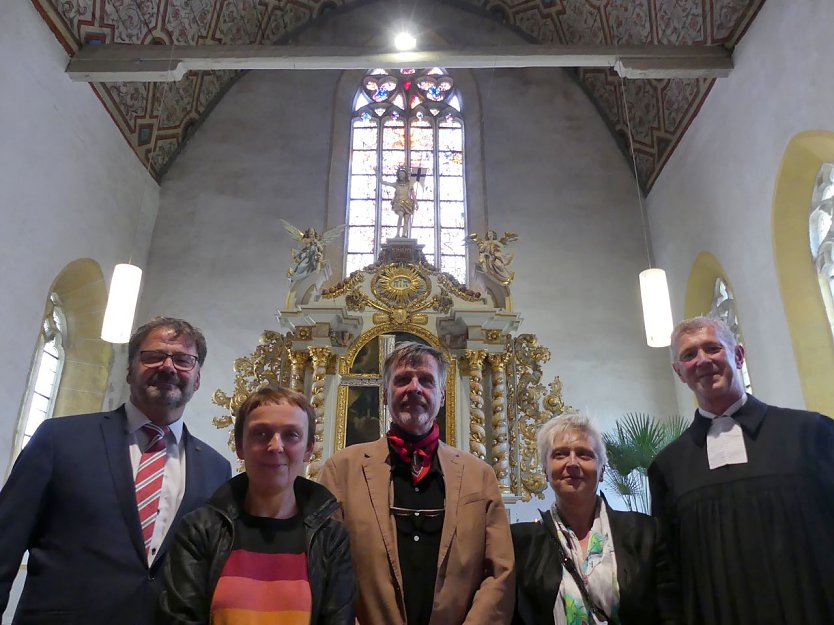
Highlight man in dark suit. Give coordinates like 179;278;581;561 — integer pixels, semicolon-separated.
0;317;231;625
649;316;834;625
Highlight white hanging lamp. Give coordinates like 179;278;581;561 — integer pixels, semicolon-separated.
100;46;178;344
620;76;673;347
101;263;143;343
639;267;673;347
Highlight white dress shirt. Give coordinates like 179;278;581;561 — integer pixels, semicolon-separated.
125;401;187;565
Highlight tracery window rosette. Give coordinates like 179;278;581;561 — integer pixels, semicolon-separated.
346;68;467;283
810;163;834;340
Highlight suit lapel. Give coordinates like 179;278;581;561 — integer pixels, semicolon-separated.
100;406;147;564
437;443;463;567
362;439;403;590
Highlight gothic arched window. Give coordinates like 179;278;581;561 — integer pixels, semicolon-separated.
345;68;467;283
709;277;752;393
810;163;834;338
15;293;66;454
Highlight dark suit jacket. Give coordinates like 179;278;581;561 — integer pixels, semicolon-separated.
0;406;231;625
511;505;681;625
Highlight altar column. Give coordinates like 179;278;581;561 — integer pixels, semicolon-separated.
288;350;309;393
464;349;487;461
488;352;512;493
307;346;330;479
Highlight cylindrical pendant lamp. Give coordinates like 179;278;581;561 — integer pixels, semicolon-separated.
101;263;143;343
639;268;673;347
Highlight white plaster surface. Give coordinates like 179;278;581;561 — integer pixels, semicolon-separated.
0;2;159;622
647;0;834;416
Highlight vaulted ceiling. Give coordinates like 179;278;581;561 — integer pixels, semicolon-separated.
33;0;765;190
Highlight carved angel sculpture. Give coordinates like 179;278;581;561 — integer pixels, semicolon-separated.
468;230;518;285
281;219;346;282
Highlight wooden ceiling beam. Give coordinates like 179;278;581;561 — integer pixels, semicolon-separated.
66;43;732;82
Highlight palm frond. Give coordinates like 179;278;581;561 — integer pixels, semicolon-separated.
602;412;688;514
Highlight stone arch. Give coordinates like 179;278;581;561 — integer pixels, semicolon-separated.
49;258;113;416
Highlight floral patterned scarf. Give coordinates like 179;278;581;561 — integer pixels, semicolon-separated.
550;497;620;625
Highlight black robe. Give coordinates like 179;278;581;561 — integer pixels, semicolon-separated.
649;395;834;625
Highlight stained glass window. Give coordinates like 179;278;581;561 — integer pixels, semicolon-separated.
810;163;834;339
708;278;752;393
15;293;66;456
346;68;467;283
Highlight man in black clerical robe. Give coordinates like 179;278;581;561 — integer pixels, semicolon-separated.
649;316;834;625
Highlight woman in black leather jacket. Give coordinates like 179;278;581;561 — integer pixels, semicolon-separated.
158;386;355;625
512;412;680;625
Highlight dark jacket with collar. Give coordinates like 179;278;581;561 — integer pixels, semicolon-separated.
511;503;681;625
157;472;355;625
0;406;231;625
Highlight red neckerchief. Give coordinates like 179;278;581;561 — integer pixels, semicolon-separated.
386;423;440;485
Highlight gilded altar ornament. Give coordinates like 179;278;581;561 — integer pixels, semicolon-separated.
321;271;365;299
281;219;345;282
288;351;309;393
468;231;518;286
511;334;572;501
489;352;512;493
371;264;429;307
434;269;482;302
306;347;331;479
464;350;487;461
212;331;292;453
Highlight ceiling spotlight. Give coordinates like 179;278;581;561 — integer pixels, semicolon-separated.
394;32;416;51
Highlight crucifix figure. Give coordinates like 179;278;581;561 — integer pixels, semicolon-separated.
380;165;420;238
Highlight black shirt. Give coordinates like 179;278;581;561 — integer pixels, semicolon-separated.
391;452;445;625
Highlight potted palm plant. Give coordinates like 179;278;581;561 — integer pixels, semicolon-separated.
602;413;688;513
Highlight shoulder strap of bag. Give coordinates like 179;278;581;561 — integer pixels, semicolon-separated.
540;509;612;624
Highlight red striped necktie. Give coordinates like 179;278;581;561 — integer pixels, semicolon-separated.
135;423;170;556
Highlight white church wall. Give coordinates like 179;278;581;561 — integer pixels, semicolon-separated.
0;3;159;621
137;0;677;521
647;0;834;416
0;2;158;478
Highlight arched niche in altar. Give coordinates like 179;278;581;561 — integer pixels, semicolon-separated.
335;326;456;450
211;238;569;502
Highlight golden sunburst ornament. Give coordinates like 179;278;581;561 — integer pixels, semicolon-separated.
371;265;429;307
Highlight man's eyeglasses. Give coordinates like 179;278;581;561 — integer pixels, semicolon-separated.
138;350;199;371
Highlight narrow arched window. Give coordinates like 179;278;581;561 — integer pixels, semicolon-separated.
15;293;66;454
345;68;467;283
709;277;752;393
810;163;834;339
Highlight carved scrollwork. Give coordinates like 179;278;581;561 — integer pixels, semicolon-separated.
511;334;571;501
321;271;365;299
211;330;292;453
434;270;482;302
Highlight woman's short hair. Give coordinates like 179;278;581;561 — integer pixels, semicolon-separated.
234;386;316;450
536;411;608;474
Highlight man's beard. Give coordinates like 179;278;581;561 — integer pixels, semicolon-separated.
138;377;193;409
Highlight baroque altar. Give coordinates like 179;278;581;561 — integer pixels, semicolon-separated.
212;237;569;501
